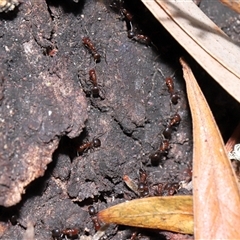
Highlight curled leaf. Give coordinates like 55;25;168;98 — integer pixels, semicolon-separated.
97;196;193;234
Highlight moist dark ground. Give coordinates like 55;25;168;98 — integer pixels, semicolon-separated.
0;0;240;239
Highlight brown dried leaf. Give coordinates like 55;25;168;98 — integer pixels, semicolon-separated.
141;0;240;103
97;196;193;234
180;57;240;238
220;0;240;13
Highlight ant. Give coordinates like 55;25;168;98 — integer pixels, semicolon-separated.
169;113;181;127
161;113;181;140
88;206;101;231
137;169;149;197
131;34;151;46
165;77;174;93
88;69;105;99
154;182;179;196
110;0;134;32
149;139;170;165
159;139;170;155
138;168;147;184
52;228;79;240
165;77;180;105
120;8;133;23
158;69;180;105
109;0;132;23
127;28;152;46
82;37;101;63
182;166;193;183
89;69;99;97
77;137;101;154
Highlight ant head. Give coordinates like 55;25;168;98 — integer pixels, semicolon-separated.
127;30;135;39
93;138;101;148
88;206;97;216
89;69;95;76
82;37;89;45
52;229;62;238
170;113;181;126
93;53;101;63
137;183;145;193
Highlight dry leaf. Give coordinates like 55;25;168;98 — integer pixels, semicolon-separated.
141;0;240;103
220;0;240;13
180;57;240;238
97;196;193;234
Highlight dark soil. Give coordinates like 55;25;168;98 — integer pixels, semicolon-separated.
0;0;240;239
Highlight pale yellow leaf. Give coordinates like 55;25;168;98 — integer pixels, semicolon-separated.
98;196;193;234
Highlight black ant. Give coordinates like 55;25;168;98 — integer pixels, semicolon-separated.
82;37;101;63
77;137;101;154
52;228;79;240
88;206;101;231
